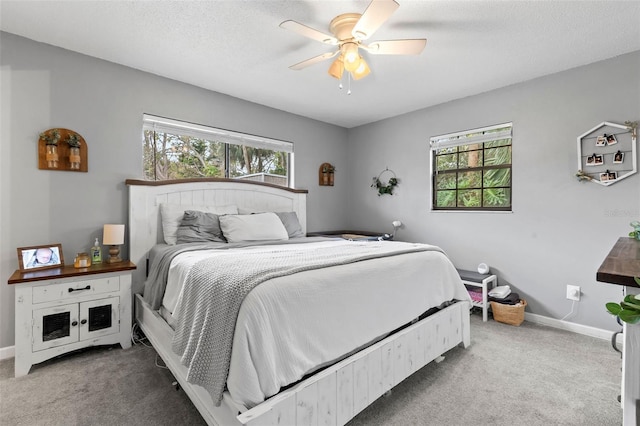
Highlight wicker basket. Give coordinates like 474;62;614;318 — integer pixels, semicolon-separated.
490;299;527;326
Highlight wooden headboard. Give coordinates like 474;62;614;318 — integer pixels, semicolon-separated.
126;178;308;293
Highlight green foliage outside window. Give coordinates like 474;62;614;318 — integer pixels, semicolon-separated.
143;130;288;186
433;128;512;211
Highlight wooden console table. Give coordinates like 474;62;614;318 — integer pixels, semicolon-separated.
597;237;640;426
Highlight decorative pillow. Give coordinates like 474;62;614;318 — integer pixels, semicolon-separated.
160;203;238;245
176;210;226;244
219;212;289;242
275;212;304;238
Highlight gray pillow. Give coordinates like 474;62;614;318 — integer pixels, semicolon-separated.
176;210;226;244
275;212;304;238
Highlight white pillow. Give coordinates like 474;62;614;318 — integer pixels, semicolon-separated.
219;212;289;243
160;203;238;245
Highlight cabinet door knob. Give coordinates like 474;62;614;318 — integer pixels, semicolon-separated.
71;321;78;327
80;319;87;325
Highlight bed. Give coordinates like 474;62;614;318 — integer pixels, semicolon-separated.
126;178;471;426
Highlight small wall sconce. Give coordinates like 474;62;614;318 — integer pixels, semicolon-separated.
103;224;125;264
38;128;88;172
319;162;335;186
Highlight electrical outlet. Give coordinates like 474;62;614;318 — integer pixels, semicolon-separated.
566;285;581;301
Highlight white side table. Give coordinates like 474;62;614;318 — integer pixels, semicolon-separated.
456;269;497;322
9;261;136;377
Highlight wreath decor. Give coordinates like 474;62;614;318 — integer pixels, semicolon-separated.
371;169;399;196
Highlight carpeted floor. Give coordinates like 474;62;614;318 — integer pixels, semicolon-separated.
0;313;622;425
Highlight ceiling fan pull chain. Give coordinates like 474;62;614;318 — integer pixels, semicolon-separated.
347;72;352;95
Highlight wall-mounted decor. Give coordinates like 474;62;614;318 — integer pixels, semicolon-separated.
319;163;335;186
576;121;637;186
38;128;88;172
371;168;399;196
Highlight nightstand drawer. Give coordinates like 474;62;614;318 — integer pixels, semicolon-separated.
32;277;120;304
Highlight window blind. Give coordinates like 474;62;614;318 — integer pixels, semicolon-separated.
142;114;293;153
430;122;512;150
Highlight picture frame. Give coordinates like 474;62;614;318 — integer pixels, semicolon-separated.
585;154;604;166
595;135;607;147
613;151;624;164
17;243;64;272
600;171;618;182
606;134;618;146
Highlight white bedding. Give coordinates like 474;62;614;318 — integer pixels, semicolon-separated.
161;240;470;409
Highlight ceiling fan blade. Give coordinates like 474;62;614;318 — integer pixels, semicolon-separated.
352;0;400;40
363;39;427;55
289;51;339;70
280;20;338;45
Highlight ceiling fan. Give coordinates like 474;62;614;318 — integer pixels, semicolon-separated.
280;0;426;83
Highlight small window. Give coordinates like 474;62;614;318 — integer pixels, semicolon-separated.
431;123;512;211
142;114;293;187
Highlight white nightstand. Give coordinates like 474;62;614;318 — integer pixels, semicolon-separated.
8;261;136;377
457;269;497;322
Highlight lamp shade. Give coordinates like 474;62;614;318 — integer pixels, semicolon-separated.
103;224;125;245
342;43;360;72
351;57;371;80
328;56;344;79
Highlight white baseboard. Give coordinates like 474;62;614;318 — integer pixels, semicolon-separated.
524;312;623;347
0;345;15;361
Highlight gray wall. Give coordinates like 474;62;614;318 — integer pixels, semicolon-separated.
345;50;640;331
1;30;638;349
0;32;348;348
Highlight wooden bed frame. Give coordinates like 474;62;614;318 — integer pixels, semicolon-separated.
126;178;471;426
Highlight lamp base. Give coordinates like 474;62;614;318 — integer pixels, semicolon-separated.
106;245;122;264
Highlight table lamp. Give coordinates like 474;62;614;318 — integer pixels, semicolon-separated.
103;224;125;264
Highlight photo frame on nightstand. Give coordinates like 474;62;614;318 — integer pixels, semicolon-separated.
17;243;64;272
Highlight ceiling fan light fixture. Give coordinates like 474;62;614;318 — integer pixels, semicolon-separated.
328;57;344;79
342;42;360;71
351;58;371;80
281;0;426;85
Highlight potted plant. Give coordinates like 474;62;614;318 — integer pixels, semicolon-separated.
40;129;60;168
606;277;640;324
629;221;640;241
66;133;82;170
371;175;399;196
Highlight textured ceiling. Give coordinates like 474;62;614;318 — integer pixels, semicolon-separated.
1;1;639;128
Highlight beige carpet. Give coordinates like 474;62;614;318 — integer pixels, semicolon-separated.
0;313;622;425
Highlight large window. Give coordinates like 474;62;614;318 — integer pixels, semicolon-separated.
431;123;512;211
142;114;293;187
